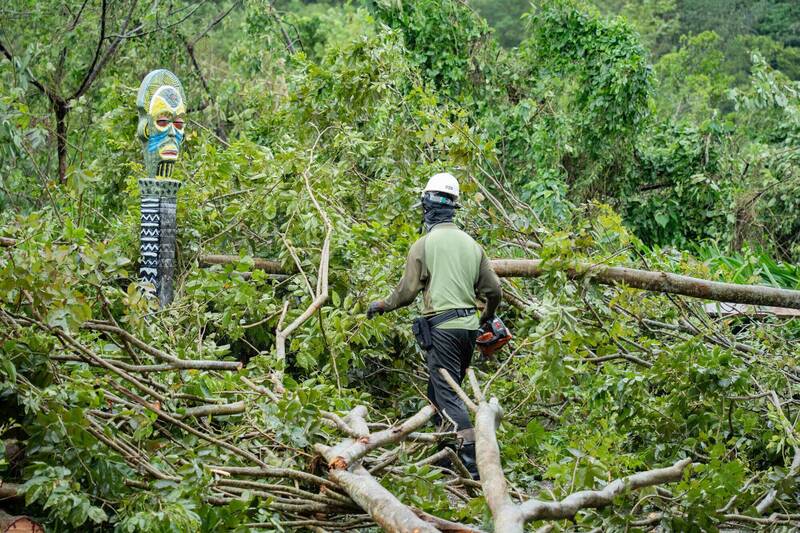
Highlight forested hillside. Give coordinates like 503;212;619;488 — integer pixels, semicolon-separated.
1;1;799;531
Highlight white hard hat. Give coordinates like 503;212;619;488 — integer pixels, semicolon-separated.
423;172;459;198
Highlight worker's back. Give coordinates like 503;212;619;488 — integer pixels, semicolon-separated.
422;223;483;328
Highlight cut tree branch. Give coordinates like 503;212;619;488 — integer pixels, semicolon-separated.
518;459;692;522
83;321;242;370
208;465;339;490
177;401;246;419
443;369;693;532
315;405;441;533
755;390;800;514
327;464;438;533
274;130;332;383
0;511;44;533
317;405;435;470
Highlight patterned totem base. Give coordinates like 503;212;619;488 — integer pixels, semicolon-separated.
139;178;182;307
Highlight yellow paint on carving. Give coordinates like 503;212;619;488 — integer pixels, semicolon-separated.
149;95;173;121
148;86;187;121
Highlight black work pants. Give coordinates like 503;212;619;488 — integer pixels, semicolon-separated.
426;327;478;432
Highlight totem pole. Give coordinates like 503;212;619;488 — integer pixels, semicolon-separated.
136;69;186;306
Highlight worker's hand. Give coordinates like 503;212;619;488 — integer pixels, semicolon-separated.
366;301;386;319
479;314;494;330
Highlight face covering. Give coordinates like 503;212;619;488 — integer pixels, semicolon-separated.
421;193;457;232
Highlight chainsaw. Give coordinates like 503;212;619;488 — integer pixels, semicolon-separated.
476;316;512;357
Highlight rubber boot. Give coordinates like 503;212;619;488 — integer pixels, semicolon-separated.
459;442;480;480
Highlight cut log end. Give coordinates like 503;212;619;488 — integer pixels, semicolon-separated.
0;511;44;533
329;456;348;470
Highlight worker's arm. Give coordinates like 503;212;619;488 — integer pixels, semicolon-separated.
382;238;427;313
476;250;502;324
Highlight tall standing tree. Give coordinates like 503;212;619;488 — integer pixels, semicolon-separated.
0;0;241;183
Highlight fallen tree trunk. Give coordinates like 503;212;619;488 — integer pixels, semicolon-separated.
490;259;800;310
199;254;289;275
0;511;44;533
202;252;800;310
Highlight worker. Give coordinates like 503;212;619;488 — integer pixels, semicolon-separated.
366;172;502;479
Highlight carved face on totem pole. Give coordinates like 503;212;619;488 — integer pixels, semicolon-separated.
136;70;187;179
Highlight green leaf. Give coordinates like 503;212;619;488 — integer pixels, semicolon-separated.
1;358;16;384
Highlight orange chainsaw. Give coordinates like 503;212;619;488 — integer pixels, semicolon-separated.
476;316;512;357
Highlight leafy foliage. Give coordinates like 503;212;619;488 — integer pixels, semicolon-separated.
1;0;800;531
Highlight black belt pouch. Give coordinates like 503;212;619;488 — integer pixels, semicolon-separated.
412;316;433;351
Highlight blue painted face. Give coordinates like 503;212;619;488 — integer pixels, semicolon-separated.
147;127;184;154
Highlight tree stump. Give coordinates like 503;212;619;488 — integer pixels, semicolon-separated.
0;511;43;533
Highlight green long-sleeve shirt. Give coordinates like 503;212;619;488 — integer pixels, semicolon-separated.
383;223;502;329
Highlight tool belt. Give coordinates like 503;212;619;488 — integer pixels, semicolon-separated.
412;308;475;351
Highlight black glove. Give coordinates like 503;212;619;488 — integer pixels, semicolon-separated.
366;301;386;319
479;314;494;330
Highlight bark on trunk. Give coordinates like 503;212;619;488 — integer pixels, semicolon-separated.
518;459;691;522
491;259;800;310
199;254;289;275
412;509;486;533
0;479;21;499
177;401;245;419
54;101;68;183
317;405;440;532
474;398;524;533
328;465;437;533
0;510;44;533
